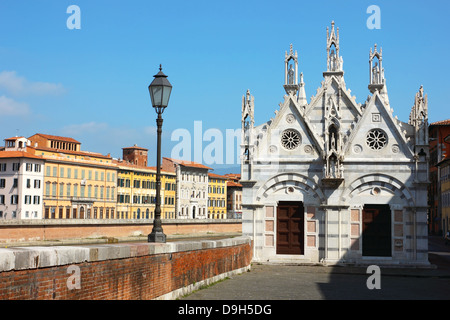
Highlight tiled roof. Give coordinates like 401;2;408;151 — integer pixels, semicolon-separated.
32;145;111;159
4;136;26;141
430;119;450;126
0;150;43;160
208;172;228;179
113;160;174;175
227;181;242;187
122;145;148;151
163;157;212;170
32;133;81;144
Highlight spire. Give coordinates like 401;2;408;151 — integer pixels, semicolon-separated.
298;72;307;106
368;44;385;93
284;44;300;95
325;21;344;75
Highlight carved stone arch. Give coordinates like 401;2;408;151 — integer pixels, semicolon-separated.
341;173;415;207
255;173;325;204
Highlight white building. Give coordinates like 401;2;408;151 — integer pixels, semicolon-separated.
162;157;210;219
241;22;429;266
0;137;45;219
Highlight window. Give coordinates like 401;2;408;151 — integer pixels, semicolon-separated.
13;179;18;188
52;166;57;177
26;163;33;171
281;129;301;150
0;195;4;204
27;179;31;188
0;163;6;172
10;195;18;204
24;195;32;204
366;129;388;150
67;168;72;178
0;179;5;188
33;196;40;205
34;179;41;189
12;163;20;171
34;164;41;172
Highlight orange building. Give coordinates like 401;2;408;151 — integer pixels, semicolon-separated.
225;174;242;219
429;120;450;234
28;134;117;219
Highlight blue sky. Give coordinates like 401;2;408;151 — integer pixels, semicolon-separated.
0;0;448;172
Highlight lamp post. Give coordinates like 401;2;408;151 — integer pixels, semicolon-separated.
148;65;172;243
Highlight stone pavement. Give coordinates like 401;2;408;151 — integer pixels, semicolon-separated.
181;237;450;300
180;262;450;300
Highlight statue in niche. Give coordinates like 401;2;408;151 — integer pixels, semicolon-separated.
330;133;336;150
329;49;336;71
329;156;336;178
372;62;380;84
288;64;295;84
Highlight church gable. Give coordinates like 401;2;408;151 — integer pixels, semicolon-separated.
344;93;413;160
254;95;321;160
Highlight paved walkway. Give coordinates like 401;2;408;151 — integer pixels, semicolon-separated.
180;262;450;300
182;236;450;300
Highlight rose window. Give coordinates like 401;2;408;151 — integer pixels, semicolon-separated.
281;129;301;150
366;129;388;150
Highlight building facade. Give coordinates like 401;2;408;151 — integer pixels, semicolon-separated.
0;137;44;219
225;173;242;219
208;173;227;219
28;134;117;219
438;157;450;236
241;22;429;266
115;145;176;220
162;158;210;219
428;120;450;234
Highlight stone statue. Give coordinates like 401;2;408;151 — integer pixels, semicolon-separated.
288;64;295;84
372;62;379;84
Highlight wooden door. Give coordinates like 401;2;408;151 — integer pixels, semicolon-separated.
277;202;304;255
362;205;391;257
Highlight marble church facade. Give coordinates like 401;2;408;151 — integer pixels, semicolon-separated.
240;22;430;266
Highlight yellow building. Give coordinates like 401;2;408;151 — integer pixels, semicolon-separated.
208;173;227;219
28;133;117;219
115;145;176;220
438;157;450;236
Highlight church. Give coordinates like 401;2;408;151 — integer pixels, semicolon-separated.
240;22;430;266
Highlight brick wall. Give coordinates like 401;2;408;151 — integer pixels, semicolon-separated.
0;237;252;300
0;219;242;243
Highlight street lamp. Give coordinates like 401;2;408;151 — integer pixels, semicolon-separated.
148;65;172;243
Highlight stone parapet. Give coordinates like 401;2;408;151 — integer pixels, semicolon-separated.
0;236;251;272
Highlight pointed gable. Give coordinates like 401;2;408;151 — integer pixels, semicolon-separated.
344;92;414;159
